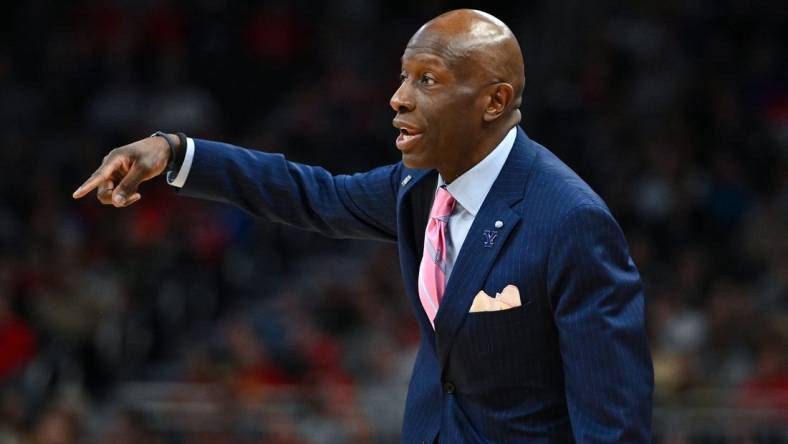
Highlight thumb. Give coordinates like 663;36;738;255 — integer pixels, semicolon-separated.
112;163;147;206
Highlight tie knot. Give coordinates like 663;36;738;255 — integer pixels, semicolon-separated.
430;187;455;220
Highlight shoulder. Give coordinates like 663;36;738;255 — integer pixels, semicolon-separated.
341;161;405;190
523;142;632;260
520;138;612;222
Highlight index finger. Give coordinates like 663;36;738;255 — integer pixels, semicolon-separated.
72;157;120;199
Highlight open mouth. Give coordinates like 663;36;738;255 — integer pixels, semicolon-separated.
400;127;422;140
396;127;424;151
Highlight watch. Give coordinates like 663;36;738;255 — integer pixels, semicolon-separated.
150;131;188;172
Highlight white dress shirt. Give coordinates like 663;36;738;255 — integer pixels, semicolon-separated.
168;126;518;282
431;126;517;281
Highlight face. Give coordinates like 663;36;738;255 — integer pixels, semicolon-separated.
390;37;488;171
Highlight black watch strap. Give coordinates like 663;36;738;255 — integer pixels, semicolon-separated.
173;132;187;172
151;131;188;173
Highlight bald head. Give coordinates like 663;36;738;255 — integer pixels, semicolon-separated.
408;9;525;110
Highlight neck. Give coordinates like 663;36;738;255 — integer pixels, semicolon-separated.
439;123;514;183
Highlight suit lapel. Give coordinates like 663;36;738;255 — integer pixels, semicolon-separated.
433;127;538;371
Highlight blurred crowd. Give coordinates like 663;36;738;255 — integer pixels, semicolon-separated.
0;0;786;442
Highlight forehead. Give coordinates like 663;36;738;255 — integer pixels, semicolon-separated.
401;36;467;72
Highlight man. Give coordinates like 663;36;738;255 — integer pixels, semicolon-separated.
74;9;653;443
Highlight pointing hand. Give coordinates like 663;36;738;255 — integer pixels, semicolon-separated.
72;134;177;207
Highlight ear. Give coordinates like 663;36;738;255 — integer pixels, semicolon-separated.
483;83;515;122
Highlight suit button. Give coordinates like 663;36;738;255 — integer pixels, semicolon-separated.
443;381;455;394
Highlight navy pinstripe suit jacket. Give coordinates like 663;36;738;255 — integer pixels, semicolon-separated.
180;126;653;443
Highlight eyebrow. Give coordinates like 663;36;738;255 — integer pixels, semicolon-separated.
400;51;451;70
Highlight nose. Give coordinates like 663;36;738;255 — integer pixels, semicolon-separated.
390;82;414;113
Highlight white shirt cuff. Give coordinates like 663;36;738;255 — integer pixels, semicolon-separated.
166;137;195;188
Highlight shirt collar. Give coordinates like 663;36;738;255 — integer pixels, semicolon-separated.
438;126;517;217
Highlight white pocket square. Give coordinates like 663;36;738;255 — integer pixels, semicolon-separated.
469;285;522;313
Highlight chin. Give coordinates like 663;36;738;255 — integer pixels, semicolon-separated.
401;153;431;170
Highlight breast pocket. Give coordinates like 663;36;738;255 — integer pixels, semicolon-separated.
467;301;530;328
453;300;535;388
465;301;532;351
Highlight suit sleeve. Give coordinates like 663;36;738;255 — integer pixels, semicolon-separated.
178;138;400;242
547;204;653;443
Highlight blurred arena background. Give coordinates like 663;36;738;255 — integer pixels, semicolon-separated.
1;0;786;442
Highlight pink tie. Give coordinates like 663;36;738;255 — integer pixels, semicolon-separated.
418;186;456;329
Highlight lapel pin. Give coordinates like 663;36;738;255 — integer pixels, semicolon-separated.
494;220;503;229
483;229;498;248
401;175;412;186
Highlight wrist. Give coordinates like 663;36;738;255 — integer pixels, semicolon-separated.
170;133;187;171
151;131;187;172
165;133;181;150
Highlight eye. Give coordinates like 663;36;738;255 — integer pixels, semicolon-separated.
399;72;407;84
421;73;436;85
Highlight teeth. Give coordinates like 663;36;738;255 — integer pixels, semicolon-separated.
398;128;421;143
